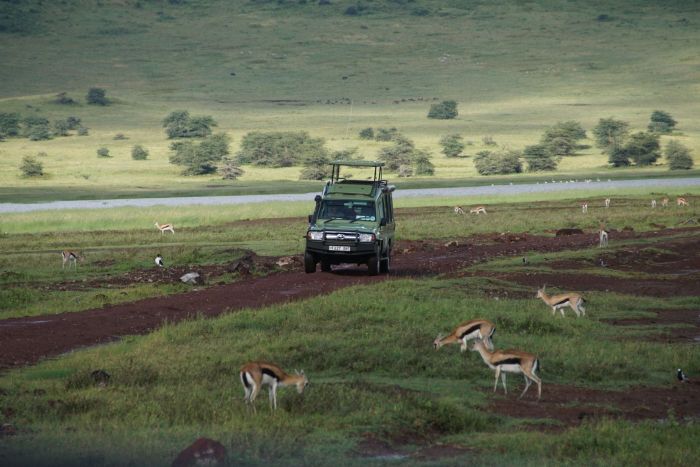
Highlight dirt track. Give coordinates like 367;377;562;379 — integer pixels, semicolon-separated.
1;227;699;428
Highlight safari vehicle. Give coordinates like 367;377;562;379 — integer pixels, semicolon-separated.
304;160;395;275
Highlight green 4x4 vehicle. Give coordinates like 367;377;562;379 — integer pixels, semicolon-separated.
304;160;396;275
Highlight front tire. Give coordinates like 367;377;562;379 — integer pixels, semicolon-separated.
380;249;391;274
367;254;380;276
304;252;316;274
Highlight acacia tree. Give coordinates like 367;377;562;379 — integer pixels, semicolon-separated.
624;132;660;166
169;133;230;175
162;110;217;139
473;149;522;175
86;87;109;106
427;100;458;119
592;118;629;152
541;121;586;156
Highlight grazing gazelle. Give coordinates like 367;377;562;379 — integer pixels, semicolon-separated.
154;222;175;234
581;202;588;213
536;285;586;317
470;206;487;214
239;362;308;411
661;197;669;208
677;197;690;207
61;250;80;270
651;199;657;209
434;319;496;352
598;223;609;248
155;254;164;268
470;339;542;400
604;198;610;208
454;206;465;215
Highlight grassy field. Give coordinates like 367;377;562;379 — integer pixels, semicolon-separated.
1;0;699;197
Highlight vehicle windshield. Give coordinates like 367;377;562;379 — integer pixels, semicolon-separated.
318;200;376;221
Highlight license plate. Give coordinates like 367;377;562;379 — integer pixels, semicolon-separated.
328;245;351;252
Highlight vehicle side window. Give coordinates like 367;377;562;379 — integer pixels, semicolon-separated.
385;194;394;223
376;197;385;222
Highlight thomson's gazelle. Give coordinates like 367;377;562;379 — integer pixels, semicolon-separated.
651;199;657;209
454;206;465;215
604;198;610;208
434;319;496;352
154;222;175;234
581;202;588;213
239;362;308;411
470;339;542;400
61;250;80;269
661;197;669;208
677;197;689;207
470;206;487;214
536;286;586;317
598;223;609;248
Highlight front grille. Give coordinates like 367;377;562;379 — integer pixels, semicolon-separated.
325;231;359;243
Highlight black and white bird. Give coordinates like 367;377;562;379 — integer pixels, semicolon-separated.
677;368;689;383
155;254;164;268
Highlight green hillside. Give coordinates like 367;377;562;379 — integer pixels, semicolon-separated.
0;0;698;196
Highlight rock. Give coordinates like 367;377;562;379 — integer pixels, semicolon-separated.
555;228;584;236
180;272;201;285
172;437;226;467
276;256;301;268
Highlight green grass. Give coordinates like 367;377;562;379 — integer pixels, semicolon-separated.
0;278;698;465
1;0;699;197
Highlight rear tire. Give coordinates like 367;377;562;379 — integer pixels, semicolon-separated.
321;261;332;272
367;254;380;276
304;252;316;274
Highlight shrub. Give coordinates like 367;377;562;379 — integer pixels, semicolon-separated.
299;148;331;180
413;149;435;175
237;131;327;167
27;125;52;141
439;134;465;157
359;127;374;140
162;110;217;139
97;147;111;158
169;133;230;175
397;165;413;177
113;133;128;140
427;100;458;119
77;126;89;136
54;92;77;105
624;132;660;166
131;145;149;160
53;119;70;137
540;121;586;156
482;135;496;146
474;149;522;175
377;138;415;171
0;112;21;138
375;127;399;142
648;110;676;134
608;146;630;167
592;117;629;152
19;155;43;177
523;144;558;172
665;140;693;170
66;116;82;130
86;87;109;106
219;157;245;180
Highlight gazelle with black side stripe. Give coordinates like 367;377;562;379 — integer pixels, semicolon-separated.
470;338;542;400
240;362;308;411
536;285;586;317
433;319;496;352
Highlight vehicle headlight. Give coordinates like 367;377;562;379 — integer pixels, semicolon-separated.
358;233;375;243
307;231;324;241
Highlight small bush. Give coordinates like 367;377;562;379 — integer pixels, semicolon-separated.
648;110;676;134
86;87;109;106
66;116;82;130
19;155;43;177
474;149;522;175
427;100;458;119
439;134;465;157
397;165;413;177
375;127;399;142
27;125;52;141
219;157;245;180
131;145;149;160
97;147;111;158
54;92;77;105
665;140;693;170
0;112;21;138
53;119;70;136
77;126;89;136
113;133;128;140
359;127;374;140
523;144;558;171
413;150;435;175
482;135;496;146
